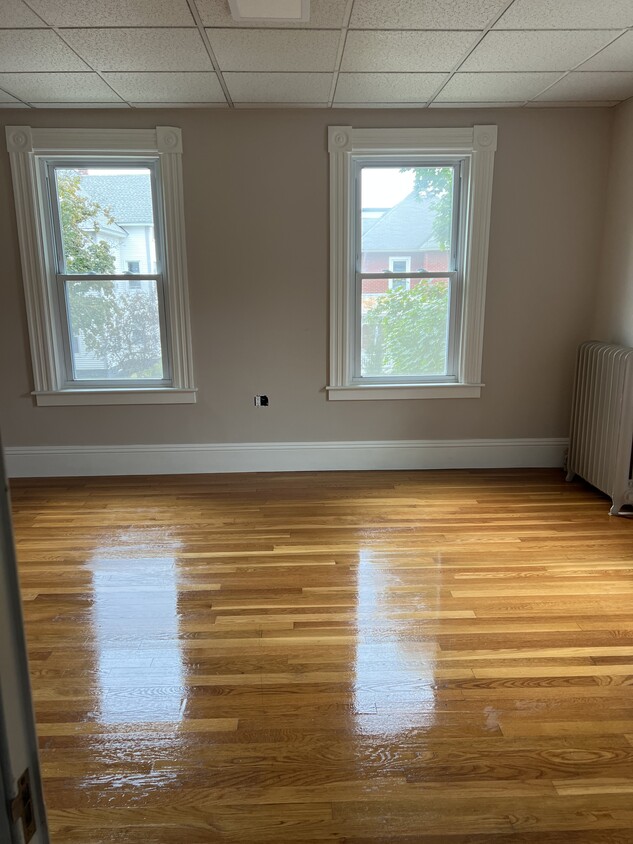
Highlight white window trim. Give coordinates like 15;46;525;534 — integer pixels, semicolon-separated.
5;125;196;406
327;124;497;401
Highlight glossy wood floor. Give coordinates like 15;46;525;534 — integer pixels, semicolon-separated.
9;469;633;843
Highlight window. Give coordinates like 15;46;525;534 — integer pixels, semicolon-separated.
328;125;497;400
388;258;411;292
5;126;195;406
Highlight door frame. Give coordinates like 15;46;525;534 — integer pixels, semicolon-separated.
0;436;49;843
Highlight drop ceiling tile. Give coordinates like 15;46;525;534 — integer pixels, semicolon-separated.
579;31;633;71
225;71;331;102
350;0;508;30
31;101;131;108
207;29;340;72
461;30;616;72
0;0;45;27
435;71;561;102
61;28;211;72
430;100;523;107
526;99;619;107
341;30;479;73
0;71;123;102
0;30;89;71
26;0;194;26
535;71;633;101
495;0;633;30
104;71;226;102
335;72;447;103
130;101;228;107
197;0;348;27
0;88;21;103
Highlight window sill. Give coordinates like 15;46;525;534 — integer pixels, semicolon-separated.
326;384;482;401
33;388;197;407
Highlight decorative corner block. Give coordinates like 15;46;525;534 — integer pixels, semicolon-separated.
473;125;498;152
156;126;183;154
328;126;353;153
6;126;33;154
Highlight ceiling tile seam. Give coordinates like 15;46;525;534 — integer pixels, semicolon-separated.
20;0;130;106
0;70;219;75
3;69;628;76
2;25;632;32
345;28;633;32
188;0;233;107
55;26;202;31
572;27;632;70
205;25;342;32
425;0;519;107
0;0;44;105
0;84;33;108
524;28;630;104
328;0;356;108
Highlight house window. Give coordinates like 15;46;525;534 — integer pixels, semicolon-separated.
328;124;497;401
388;257;411;292
5;126;195;406
127;262;142;292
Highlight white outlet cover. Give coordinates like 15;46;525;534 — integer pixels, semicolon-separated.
228;0;310;22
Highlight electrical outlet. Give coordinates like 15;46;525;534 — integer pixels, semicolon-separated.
254;395;269;407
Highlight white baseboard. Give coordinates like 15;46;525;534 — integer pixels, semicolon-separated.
4;438;568;478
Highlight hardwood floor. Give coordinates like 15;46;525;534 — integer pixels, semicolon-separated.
9;468;633;843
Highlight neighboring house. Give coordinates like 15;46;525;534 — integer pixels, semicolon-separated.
361;191;450;310
79;171;157;277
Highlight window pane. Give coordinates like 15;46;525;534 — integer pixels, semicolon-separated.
65;280;164;381
360;278;449;378
361;166;454;273
54;167;156;275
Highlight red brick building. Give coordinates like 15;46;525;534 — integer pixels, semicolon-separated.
361;191;450;308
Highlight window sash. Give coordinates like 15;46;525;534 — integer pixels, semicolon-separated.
55;275;172;388
351;157;466;385
44;157;162;276
41;156;173;388
354;273;460;384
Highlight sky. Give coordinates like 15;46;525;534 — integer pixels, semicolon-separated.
361;167;415;210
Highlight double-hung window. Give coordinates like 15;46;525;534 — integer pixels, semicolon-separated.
328;125;497;400
6;126;195;406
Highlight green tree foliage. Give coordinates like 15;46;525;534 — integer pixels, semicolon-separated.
57;171;116;274
362;281;449;377
57;171;162;379
406;166;454;251
68;283;163;379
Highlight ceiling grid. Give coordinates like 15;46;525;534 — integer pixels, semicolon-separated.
0;0;631;108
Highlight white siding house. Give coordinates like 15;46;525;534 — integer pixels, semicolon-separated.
79;171;156;275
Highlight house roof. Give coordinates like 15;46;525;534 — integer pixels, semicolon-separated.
79;173;154;226
362;192;446;252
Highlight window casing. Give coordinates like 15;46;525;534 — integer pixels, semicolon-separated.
6;126;195;406
328;125;497;401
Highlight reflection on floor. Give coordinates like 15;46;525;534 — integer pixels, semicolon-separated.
10;469;633;843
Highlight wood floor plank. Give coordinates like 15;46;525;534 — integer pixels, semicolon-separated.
10;468;633;842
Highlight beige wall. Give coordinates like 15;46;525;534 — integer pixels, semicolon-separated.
593;98;633;347
0;106;612;447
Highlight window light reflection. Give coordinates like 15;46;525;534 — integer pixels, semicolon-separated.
90;557;185;724
354;549;437;734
